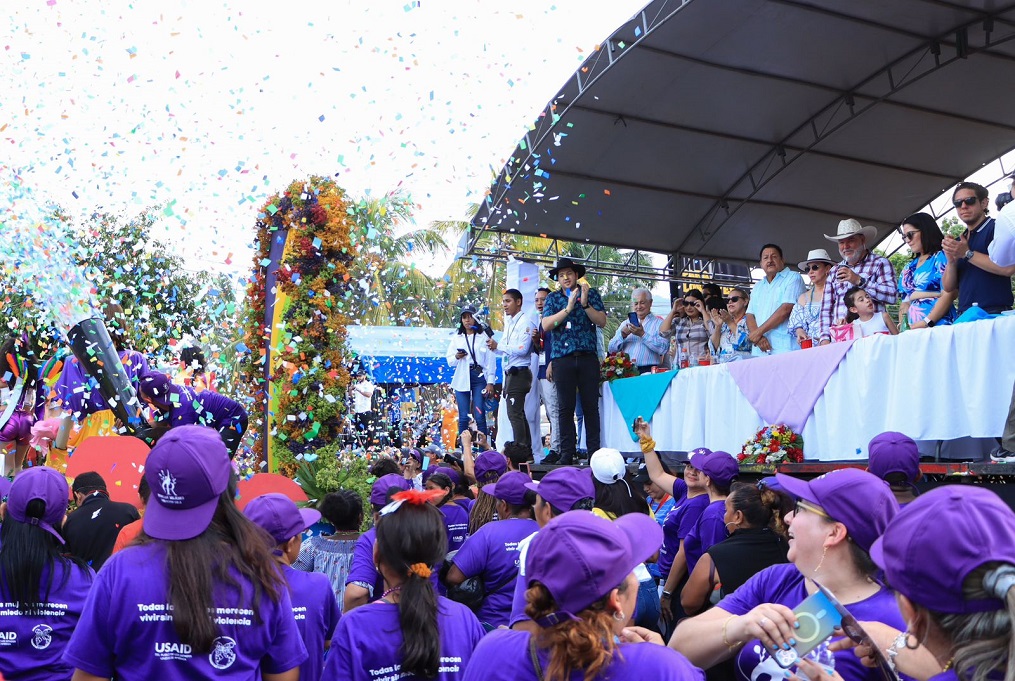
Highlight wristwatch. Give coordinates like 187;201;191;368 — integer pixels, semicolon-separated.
927;318;937;328
963;249;975;261
582;302;591;309
857;276;867;288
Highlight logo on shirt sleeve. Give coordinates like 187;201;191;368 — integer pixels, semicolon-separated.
209;636;237;670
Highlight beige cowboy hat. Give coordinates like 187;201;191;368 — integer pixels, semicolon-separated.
823;218;877;244
797;248;837;272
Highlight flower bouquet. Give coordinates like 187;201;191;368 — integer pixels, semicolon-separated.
738;424;804;466
600;352;639;382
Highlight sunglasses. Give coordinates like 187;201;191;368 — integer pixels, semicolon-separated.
952;196;980;208
794;498;832;521
805;264;826;272
728;296;744;303
902;231;919;242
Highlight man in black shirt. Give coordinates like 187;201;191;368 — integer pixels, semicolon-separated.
61;471;141;570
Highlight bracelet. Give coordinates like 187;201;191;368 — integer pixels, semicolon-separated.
722;614;742;652
661;590;673;599
639;438;657;454
885;632;910;674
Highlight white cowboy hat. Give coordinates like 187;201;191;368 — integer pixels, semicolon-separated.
823;218;877;244
797;248;837;272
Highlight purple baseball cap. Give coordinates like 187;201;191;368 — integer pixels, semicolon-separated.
690;449;740;488
482;471;533;505
6;466;69;544
0;476;12;501
421;464;439;486
871;486;1015;614
474;450;507;484
867;432;920;483
370;474;411;507
244;493;321;545
433;466;461;486
776;468;898;552
138;371;175;410
524;467;594;512
526;511;662;623
143;425;231;541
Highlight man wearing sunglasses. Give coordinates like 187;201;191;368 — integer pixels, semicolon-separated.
942;181;1015;315
817;219;897;345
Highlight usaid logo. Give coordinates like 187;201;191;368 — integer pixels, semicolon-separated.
157;469;184;505
209;636;237;670
0;631;16;646
31;625;53;650
154;641;192;661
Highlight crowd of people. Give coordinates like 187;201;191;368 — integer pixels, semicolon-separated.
3;421;1015;681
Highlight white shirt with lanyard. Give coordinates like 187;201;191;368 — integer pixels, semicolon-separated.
497;312;536;372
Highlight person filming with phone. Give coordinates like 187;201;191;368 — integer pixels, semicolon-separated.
608;288;668;374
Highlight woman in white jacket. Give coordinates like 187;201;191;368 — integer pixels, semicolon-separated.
447;305;498;439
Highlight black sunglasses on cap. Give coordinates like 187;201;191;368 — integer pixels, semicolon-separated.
952;196;980;208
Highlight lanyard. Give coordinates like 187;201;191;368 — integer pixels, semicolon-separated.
463;333;479;366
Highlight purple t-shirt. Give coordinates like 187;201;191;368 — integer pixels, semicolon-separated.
283;564;340;681
160;385;245;430
463;629;704;681
718;564;907;681
62;542;307;679
452;518;539;627
54;350;149;417
683;499;726;575
325;597;484;681
345;527;384;600
442;502;471;553
508;531;539;627
658;494;709;579
0;561;94;681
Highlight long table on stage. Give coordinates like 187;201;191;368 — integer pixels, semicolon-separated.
601;315;1015;461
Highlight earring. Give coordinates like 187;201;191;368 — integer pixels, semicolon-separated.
814;546;828;573
724;521;738;532
612;610;626;622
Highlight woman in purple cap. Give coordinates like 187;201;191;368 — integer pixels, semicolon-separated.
464;511;704;681
138;372;248;456
636;420;710;636
64;425;306;680
426;469;471;556
815;485;1015;681
465;444;508;535
673;468;903;681
344;473;412;612
400;447;424;490
293;489;363;607
325;488;485;680
445;471;538;629
244;493;341;681
0;467;93;681
867;431;921;507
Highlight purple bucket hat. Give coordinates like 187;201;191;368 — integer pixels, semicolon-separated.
244;493;321;545
690;449;739;488
6;466;69;544
482;471;533;505
524;467;594;512
370;473;411;507
525;511;662;624
871;486;1015;614
776;468;898;552
867;431;920;483
143;425;231;541
474;450;507;484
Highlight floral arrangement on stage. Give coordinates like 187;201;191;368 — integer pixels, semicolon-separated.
600;351;638;382
242;176;357;474
738;424;804;465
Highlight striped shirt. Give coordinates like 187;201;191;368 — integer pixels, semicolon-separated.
608;314;667;366
818;251;897;343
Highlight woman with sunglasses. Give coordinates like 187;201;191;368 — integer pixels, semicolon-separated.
789;249;836;347
661;289;710;366
897;212;957;330
672;469;904;681
709;288;753;362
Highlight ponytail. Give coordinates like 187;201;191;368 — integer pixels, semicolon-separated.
375;498;447;678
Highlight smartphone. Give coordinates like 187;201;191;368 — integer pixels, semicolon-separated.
813;582;899;681
628;312;641;327
422;455;431;470
483;325;494;338
772;590;842;669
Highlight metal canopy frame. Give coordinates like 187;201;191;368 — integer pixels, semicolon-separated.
468;0;1015;277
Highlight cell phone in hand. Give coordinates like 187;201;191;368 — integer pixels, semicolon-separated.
483;325;494;338
772;590;842;669
628;312;641;327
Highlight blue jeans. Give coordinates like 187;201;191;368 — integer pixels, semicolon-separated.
635;577;661;633
456;367;488;434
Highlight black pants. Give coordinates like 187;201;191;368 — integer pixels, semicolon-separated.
552;353;600;461
503;366;533;448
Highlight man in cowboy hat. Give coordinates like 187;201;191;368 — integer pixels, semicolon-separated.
540;257;607;465
817;218;897;345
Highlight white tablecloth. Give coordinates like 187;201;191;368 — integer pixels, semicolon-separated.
602;315;1015;461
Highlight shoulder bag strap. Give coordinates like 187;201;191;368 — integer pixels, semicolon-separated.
528;636;545;681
